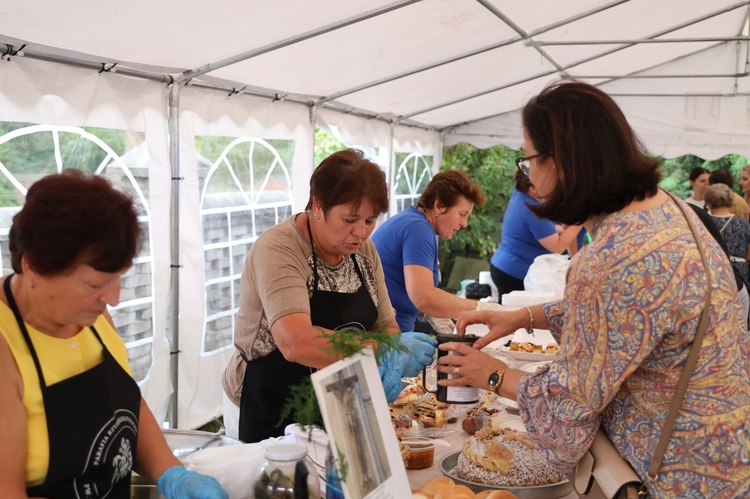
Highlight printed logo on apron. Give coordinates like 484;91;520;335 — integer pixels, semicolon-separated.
76;408;138;497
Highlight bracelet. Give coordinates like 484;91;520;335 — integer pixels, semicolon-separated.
523;306;534;336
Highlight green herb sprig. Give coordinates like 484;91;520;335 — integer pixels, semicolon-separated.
279;327;406;428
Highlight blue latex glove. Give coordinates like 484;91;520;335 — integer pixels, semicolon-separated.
157;466;228;499
383;332;437;378
379;364;402;403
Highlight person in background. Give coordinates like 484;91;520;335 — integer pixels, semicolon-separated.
489;169;584;297
0;170;227;499
442;81;750;497
683;166;709;209
739;164;750;208
709;168;749;219
222;148;436;443
686;200;750;328
371;170;487;333
706;184;750;320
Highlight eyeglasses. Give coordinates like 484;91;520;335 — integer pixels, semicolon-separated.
515;153;545;176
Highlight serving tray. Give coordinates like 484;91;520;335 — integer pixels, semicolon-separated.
439;451;573;499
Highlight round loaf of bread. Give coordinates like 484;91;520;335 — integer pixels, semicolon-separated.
454;427;563;488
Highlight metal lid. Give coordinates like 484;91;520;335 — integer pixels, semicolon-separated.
435;332;477;343
264;443;308;461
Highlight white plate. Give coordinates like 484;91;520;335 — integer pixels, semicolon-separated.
498;346;556;362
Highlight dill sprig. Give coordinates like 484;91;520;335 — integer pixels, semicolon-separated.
278;327;407;483
279;327;406;429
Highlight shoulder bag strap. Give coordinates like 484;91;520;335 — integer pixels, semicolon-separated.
647;192;712;482
718;214;734;234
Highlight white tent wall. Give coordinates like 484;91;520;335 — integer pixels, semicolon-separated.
0;57;176;422
0;54;442;430
176;87;314;428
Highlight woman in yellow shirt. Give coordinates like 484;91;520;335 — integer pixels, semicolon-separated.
0;170;227;499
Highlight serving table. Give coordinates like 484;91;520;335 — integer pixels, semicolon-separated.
406;338;580;499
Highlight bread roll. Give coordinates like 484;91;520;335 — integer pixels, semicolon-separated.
412;493;430;499
484;491;519;499
418;476;455;497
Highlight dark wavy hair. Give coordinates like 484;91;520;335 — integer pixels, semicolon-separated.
523;80;661;225
9;169;141;275
306;148;389;216
417;169;486;210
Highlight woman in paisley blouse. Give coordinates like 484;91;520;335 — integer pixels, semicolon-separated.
440;81;750;498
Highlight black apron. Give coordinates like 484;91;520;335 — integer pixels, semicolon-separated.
239;217;378;442
5;275;141;499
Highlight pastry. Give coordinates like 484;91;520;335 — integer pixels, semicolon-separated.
455;427;564;487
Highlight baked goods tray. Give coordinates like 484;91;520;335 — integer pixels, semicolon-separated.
401;427;456;437
439;451;573;499
498;346;555;362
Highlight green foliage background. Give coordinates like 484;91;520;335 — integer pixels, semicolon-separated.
658;153;750;198
440;143;521;260
439;145;750;265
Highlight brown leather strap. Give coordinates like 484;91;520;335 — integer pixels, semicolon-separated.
648;192;712;480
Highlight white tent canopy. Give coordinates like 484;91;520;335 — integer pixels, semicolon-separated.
0;0;748;429
2;0;749;157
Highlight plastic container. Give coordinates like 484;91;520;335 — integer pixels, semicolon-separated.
254;444;321;499
501;290;555;308
402;437;435;470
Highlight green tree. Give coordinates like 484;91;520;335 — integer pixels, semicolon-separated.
440;143;520;259
314;129;347;167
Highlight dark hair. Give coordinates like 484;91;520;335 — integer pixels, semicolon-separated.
523;80;661;225
514;169;533;195
417;170;486;210
709;169;735;189
689;166;709;182
305;148;389;216
9;169;141;275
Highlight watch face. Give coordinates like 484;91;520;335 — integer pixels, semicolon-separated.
489;371;500;387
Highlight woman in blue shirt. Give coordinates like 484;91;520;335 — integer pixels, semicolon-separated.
490;170;583;297
372;170;486;331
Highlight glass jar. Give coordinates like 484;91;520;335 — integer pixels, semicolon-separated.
254;443;321;499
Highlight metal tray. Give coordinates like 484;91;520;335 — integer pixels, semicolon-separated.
439;451;573;499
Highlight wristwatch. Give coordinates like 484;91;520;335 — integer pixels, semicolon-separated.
488;367;508;393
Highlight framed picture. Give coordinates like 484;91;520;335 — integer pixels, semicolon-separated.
311;348;410;498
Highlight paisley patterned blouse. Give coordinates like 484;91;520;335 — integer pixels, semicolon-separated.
517;197;750;498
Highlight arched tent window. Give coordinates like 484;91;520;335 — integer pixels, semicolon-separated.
393;152;433;213
199;137;294;353
0;123;156;382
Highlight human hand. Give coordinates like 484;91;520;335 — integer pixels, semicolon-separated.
427;315;456;335
157;466;228;499
455;310;519;349
379;364;402;403
391;332;437;377
435;341;507;390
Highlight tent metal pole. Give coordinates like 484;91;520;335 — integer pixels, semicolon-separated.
388;123;396;217
317;0;628;104
528;36;750;46
167;83;181;428
174;0;420;85
0;45;175;85
399;1;750;122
